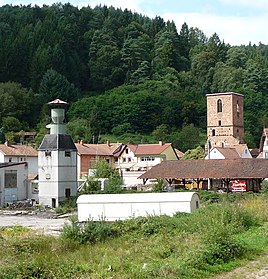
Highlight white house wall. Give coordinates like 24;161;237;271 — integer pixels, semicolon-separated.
0;153;5;162
0;164;28;207
38;150;77;207
205;149;225;159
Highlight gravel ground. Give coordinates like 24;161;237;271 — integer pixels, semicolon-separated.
0;210;72;236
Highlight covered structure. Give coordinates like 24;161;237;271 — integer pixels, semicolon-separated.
139;159;268;192
77;192;200;222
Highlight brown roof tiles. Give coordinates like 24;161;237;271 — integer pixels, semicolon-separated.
0;144;37;157
139;159;268;180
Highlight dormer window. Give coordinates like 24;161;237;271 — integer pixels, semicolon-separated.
217;99;222;113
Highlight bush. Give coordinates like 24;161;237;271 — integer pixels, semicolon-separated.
61;217;117;244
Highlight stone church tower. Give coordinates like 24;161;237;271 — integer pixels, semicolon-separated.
207;92;244;148
38;99;77;208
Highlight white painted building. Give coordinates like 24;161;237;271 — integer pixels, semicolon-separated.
77;192;200;222
38;99;77;208
205;144;252;160
0;142;38;177
0;162;28;206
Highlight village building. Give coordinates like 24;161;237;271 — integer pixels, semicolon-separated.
75;141;122;178
205;144;252;159
0;142;38;205
0;162;29;206
75;141;180;189
38;99;77;208
115;142;179;188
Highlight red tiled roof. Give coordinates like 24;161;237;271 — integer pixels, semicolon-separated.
75;143;121;156
213;147;240;159
139;159;268;180
127;143;172;155
0;144;37;157
175;148;184;158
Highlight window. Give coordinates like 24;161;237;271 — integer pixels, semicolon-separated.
8;158;12;162
212;129;216;136
141;156;155;161
128;157;131;162
122;157;126;163
65;151;71;157
45;151;51;157
5;170;17;188
217;99;222;113
65;188;71;198
125;148;128;154
218;120;221;126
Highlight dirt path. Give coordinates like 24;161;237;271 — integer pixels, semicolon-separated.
0;211;72;236
212;254;268;279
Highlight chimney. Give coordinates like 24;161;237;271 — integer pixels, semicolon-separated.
80;140;83;145
159;141;163;146
4;141;11;147
106;140;110;146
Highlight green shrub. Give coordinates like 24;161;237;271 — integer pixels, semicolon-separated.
62;217;117;244
61;216;82;243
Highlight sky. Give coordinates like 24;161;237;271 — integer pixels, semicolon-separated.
1;0;268;46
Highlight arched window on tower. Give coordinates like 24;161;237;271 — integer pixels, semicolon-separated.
217;99;222;113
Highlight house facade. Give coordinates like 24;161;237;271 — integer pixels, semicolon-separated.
115;142;179;171
75;141;180;188
75;141;122;178
0;162;29;206
114;142;179;188
0;141;38;176
205;144;252;160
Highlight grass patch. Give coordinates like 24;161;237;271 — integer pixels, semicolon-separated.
1;195;268;278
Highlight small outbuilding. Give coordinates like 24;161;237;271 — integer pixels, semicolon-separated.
77;192;200;222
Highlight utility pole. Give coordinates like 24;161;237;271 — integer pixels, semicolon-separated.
207;139;211;190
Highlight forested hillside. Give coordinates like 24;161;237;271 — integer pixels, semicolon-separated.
0;3;268;151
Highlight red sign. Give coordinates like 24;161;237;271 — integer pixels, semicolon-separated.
231;180;247;192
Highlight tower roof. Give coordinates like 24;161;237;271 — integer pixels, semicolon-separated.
39;134;77;151
48;99;68;105
206;92;244;97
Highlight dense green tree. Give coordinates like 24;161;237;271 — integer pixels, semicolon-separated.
2;116;21;132
0;127;6;144
67;118;94;143
182;145;205;160
39;69;79;103
151;124;169;142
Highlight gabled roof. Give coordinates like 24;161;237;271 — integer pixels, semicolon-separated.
175;148;184;158
139;159;268;180
75;142;121;156
0;143;37;157
259;128;268;152
228;144;248;157
211;147;240;159
127;143;172;156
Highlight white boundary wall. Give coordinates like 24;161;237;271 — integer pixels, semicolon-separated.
77;192;200;222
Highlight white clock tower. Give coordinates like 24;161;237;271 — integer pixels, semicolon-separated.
38;99;77;208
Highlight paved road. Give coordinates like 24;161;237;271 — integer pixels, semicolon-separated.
0;213;71;236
